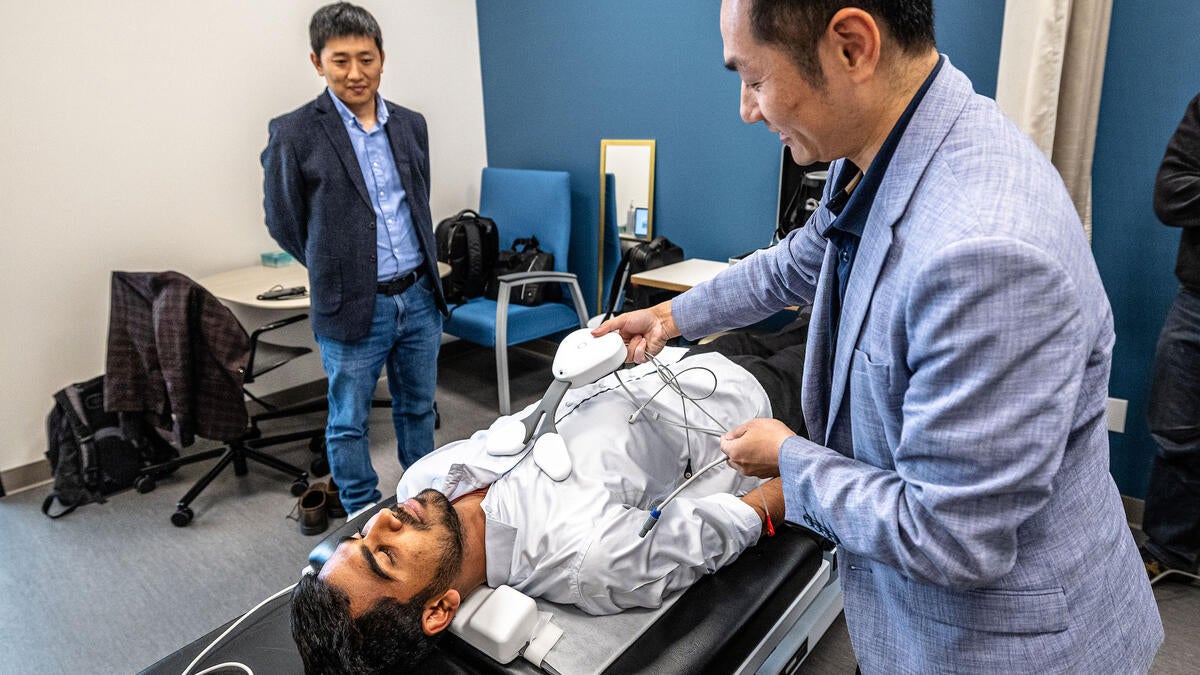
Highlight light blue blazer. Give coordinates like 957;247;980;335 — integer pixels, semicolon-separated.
675;59;1163;673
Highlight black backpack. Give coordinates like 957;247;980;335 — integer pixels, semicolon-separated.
43;375;177;518
485;236;561;306
603;236;685;320
435;209;500;305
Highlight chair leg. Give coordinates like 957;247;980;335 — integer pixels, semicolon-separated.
496;341;511;415
243;446;308;482
150;430;318;526
175;449;238;509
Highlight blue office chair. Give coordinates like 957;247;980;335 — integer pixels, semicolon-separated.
442;168;588;413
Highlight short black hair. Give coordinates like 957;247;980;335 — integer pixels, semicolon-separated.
748;0;936;85
291;574;437;674
309;2;383;56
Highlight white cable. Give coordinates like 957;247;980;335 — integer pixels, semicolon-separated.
181;582;297;675
657;456;728;510
651;412;724;437
193;662;253;675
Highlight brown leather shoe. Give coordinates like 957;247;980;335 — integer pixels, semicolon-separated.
325;479;347;519
297;483;329;536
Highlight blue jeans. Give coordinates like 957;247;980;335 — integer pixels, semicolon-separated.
315;275;443;513
1144;287;1200;572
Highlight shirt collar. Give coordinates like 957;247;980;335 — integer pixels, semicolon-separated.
828;54;946;233
327;88;388;129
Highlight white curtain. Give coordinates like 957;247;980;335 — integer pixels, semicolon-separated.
994;0;1113;240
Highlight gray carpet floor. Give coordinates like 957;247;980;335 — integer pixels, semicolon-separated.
0;339;1197;674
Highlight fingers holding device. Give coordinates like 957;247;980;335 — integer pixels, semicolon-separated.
721;418;793;478
591;300;680;363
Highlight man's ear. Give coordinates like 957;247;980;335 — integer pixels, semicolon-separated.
310;52;324;76
824;7;881;82
421;589;461;636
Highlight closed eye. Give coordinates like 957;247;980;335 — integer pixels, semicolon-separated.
358;542;397;582
379;545;397;566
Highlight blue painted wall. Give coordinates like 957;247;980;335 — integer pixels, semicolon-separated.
1092;0;1200;496
475;1;1002;310
475;0;1195;497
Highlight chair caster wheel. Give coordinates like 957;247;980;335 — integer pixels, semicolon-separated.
290;480;309;497
310;456;329;477
134;475;156;494
171;507;194;527
309;436;326;454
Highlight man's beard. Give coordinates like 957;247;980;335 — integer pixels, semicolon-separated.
391;489;462;536
390;489;465;597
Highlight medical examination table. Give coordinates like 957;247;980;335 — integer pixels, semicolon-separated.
142;497;843;674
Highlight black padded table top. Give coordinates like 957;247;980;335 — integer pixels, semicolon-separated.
143;500;822;675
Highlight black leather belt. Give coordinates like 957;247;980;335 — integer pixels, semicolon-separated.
376;268;423;296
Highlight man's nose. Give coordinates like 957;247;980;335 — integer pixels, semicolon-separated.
740;83;762;124
365;509;402;540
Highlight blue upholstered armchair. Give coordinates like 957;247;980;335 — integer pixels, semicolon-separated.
442;168;588;413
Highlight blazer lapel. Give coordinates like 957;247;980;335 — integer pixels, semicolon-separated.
822;58;970;442
802;240;838;447
315;92;372;209
824;211;893;441
382;107;420;210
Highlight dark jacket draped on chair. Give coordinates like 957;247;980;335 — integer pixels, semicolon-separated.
104;271;250;445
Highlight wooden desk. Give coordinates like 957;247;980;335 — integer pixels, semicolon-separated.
199;262;451;309
629;258;728;292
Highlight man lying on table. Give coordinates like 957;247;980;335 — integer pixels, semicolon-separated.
290;320;809;673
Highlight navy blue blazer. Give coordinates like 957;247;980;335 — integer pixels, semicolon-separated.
262;91;448;342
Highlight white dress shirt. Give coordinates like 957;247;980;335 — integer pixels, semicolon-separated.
397;351;771;615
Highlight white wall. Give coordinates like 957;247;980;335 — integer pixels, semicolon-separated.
0;0;488;474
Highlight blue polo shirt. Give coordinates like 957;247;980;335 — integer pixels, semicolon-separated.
328;89;423;283
825;55;945;355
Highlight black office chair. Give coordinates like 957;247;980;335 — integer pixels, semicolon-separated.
104;271;326;526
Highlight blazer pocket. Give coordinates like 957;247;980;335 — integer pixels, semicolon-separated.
851;348;904;452
906;577;1069;634
309;254;342;315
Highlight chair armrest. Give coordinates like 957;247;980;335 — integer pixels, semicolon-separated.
494;273;589;348
247;313;309;383
250;313;309;342
495;271;579;284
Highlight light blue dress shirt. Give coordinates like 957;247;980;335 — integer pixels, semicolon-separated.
328;89;422;282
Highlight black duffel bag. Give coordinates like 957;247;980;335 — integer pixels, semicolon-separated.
485;236;561;306
603;236;685;320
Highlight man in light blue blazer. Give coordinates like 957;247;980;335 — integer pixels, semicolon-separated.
596;0;1163;671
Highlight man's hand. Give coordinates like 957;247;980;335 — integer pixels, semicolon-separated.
721;418;793;478
591;300;680;363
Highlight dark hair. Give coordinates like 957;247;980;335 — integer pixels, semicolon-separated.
291;495;465;673
747;0;936;85
309;2;383;56
291;574;437;674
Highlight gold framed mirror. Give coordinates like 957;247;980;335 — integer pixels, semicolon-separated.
598;139;656;309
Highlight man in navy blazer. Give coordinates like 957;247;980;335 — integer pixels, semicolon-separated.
263;2;448;517
598;0;1163;671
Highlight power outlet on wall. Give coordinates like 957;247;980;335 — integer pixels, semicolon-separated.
1107;398;1128;434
